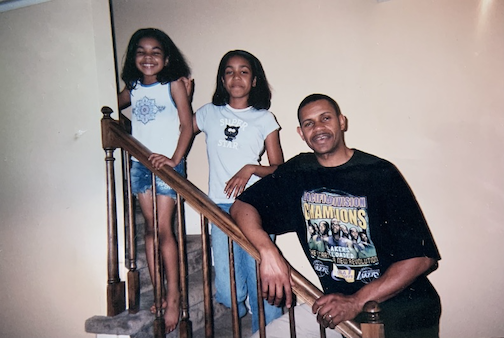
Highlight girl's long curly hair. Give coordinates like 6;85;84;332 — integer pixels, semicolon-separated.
121;28;190;90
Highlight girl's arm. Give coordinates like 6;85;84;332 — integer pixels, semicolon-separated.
224;129;284;198
117;87;131;109
168;78;194;165
148;78;193;169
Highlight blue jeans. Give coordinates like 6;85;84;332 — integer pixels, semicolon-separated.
212;203;283;333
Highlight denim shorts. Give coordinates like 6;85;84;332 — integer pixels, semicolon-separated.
130;159;186;199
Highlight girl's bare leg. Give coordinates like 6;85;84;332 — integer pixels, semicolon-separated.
138;192;180;333
138;192;166;312
156;195;180;333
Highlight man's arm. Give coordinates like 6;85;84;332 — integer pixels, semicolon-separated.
230;200;294;308
313;256;437;329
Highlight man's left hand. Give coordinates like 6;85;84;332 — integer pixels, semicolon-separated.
312;293;361;329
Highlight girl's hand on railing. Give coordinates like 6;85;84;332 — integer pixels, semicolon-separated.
224;165;254;199
148;153;175;170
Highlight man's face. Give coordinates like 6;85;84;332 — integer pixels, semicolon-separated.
350;228;359;240
331;219;340;233
319;222;327;234
297;99;346;157
308;225;315;235
341;225;348;235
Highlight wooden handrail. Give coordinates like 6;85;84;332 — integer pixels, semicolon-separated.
101;107;363;338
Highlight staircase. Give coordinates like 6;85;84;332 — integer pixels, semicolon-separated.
89;109;370;338
85;204;252;338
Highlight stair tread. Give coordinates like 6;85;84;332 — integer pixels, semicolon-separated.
85;310;153;335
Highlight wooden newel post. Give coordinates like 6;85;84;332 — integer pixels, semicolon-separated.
102;107;126;316
361;301;385;338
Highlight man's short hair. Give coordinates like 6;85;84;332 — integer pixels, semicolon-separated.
297;94;342;124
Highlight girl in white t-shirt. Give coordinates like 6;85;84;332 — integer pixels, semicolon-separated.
193;50;284;332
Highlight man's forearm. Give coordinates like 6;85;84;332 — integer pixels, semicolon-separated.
313;256;437;328
230;200;278;257
230;200;294;307
353;256;437;310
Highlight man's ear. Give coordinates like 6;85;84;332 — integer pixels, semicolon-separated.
339;114;348;132
297;126;305;141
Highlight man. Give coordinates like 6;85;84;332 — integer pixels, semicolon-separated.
230;94;441;338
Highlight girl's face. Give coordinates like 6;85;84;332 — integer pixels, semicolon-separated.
222;55;256;103
135;37;168;84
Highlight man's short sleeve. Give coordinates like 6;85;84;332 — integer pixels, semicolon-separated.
237;165;300;235
379;165;441;263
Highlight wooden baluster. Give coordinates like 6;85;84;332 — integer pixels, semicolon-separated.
319;323;327;338
288;303;296;338
228;238;240;338
123;150;140;314
102;110;126;316
151;175;165;338
177;194;192;338
255;262;266;338
200;215;214;337
361;301;384;338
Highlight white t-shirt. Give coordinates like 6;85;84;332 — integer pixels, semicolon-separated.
130;81;179;160
195;103;280;204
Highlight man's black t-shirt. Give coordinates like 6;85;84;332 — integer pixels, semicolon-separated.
237;150;441;336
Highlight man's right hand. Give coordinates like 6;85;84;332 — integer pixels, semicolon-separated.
230;199;294;307
259;246;294;308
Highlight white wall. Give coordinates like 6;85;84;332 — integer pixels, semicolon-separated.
0;0;117;337
112;0;504;337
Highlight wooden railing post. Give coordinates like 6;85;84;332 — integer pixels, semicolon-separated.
124;150;140;314
200;215;214;337
228;239;240;337
151;175;166;338
288;305;296;338
361;301;384;338
102;107;126;317
255;262;266;338
177;194;192;338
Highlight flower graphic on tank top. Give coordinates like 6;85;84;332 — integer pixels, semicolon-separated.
133;96;165;124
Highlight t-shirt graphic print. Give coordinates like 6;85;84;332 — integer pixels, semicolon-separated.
302;188;379;285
